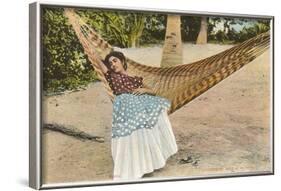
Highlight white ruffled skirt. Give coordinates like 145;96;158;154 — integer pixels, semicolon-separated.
111;109;178;180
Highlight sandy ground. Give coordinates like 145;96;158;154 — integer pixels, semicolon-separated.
42;44;272;184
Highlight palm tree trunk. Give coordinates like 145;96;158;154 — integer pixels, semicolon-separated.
129;14;145;48
196;16;208;44
161;15;183;67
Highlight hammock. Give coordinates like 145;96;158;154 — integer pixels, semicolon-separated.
64;8;270;114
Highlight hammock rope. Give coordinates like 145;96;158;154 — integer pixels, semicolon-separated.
64;9;115;100
64;8;270;114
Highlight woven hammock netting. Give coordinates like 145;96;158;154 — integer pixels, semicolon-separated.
64;8;270;114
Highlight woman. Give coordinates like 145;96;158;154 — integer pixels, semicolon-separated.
98;51;178;180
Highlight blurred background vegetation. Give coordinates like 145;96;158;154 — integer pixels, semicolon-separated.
42;7;270;94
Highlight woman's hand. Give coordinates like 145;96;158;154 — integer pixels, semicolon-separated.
132;88;155;96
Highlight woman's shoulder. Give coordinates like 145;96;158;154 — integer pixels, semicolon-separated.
104;70;112;77
104;70;112;80
105;70;119;78
105;71;142;81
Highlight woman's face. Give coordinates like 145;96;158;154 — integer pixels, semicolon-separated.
108;56;125;73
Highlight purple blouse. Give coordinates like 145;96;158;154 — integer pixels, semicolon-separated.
104;71;143;95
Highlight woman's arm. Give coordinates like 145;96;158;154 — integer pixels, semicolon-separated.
96;59;108;74
132;83;156;96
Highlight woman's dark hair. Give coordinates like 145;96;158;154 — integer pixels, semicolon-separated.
103;51;127;70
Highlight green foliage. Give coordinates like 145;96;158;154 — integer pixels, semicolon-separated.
208;18;270;44
234;21;270;42
42;7;166;94
181;16;201;42
42;6;271;94
42;8;98;94
140;14;166;45
213;30;230;43
78;9;151;48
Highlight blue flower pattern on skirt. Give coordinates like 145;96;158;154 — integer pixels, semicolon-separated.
112;93;171;138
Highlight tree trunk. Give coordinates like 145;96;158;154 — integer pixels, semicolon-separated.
129;15;145;48
161;15;183;67
196;17;208;44
130;36;137;48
